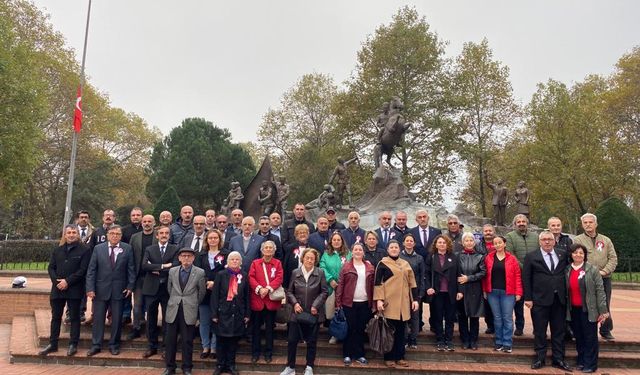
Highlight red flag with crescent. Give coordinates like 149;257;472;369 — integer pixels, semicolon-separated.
73;86;82;133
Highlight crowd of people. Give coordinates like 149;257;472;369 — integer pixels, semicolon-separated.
40;203;617;374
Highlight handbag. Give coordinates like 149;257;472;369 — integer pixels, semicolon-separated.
329;308;348;341
262;263;285;301
365;313;395;354
325;291;336;320
295;311;318;325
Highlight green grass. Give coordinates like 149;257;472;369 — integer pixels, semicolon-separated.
611;272;640;283
0;262;48;270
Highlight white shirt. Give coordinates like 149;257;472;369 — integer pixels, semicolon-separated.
540;248;559;271
191;233;204;251
353;263;368;302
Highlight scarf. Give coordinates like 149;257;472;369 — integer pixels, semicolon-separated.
226;267;241;301
463;248;475;254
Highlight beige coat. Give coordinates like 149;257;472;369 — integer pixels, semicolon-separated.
573;233;617;277
373;257;417;321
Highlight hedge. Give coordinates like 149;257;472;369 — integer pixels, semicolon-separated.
0;240;57;264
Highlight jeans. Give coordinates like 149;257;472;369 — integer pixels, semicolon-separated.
199;303;216;350
487;289;515;347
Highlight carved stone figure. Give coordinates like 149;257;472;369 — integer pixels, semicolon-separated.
258;180;274;215
514;181;530;219
227;181;244;211
306;184;337;211
373;96;412;169
329;157;357;208
273;176;290;216
485;175;508;226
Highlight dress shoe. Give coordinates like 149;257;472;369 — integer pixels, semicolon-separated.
531;360;545;369
38;344;58;356
264;355;272;363
514;328;524;336
86;347;101;356
396;359;410;367
127;328;141;340
384;360;396;368
183;371;193;375
581;369;595;373
551;360;572;371
229;366;239;375
600;331;615;340
251;356;259;364
142;348;157;358
160;369;176;375
67;344;77;356
200;350;210;359
213;368;222;375
109;347;120;355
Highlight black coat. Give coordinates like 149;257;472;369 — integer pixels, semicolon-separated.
286;267;328;323
141;243;179;296
210;270;250;337
458;251;486;317
281;218;316;248
194;251;227;306
48;242;90;299
425;252;461;304
523;249;568;306
283;241;308;288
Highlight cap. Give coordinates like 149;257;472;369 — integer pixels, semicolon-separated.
177;247;197;255
326;207;336;214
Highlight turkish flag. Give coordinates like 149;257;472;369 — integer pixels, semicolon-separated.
73;86;82;133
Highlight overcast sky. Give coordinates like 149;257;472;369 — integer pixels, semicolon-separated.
31;0;640;144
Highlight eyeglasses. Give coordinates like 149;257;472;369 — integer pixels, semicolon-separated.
217;221;227;224
447;222;458;225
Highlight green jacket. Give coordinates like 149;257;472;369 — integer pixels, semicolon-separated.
320;250;351;295
505;230;539;266
565;262;608;322
573;233;617;277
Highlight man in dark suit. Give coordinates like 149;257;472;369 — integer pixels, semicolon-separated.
141;225;179;358
85;225;136;356
127;214;157;339
391;210;410;244
228;216;264;273
39;225;90;357
409;209;442;259
523;230;571;371
308;215;330;256
162;248;206;375
280;203;315;247
257;215;283;260
180;215;207;253
374;211;393;250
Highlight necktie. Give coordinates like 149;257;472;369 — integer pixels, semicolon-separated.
160;245;165;257
383;229;388;245
194;236;201;251
109;246;116;269
422;229;428;246
548;252;555;272
81;228;86;238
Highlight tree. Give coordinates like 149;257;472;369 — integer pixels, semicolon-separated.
334;6;459;204
452;38;520;217
146;118;255;212
257;73;347;204
153;186;182;220
0;1;47;205
594;197;640;271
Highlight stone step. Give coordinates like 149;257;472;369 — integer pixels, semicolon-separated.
34;308;640;354
13;314;640;375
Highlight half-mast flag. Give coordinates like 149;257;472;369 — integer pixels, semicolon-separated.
73;86;82;133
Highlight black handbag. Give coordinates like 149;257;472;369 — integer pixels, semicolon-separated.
295;311;318;325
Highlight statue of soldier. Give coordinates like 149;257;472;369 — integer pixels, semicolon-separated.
273;176;290;216
514;181;530;219
329;157;357;208
305;184;337;211
258;180;274;215
485;175;508;226
227;181;244;210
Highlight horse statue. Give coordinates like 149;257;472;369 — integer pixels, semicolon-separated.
373;96;412;169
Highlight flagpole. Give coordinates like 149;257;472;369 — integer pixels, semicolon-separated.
62;0;92;229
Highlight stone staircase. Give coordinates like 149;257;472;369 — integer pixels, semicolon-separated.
9;309;640;374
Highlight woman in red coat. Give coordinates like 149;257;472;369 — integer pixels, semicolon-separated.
248;240;284;364
482;236;523;353
335;242;374;366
